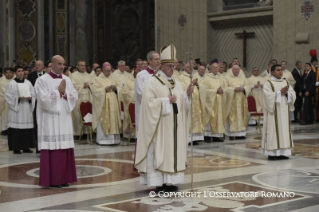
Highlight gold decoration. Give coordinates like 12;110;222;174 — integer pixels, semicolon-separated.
17;45;36;65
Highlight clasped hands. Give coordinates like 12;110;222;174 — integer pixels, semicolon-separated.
105;85;116;92
254;84;263;88
217;88;223;94
83;82;90;88
19;96;32;100
168;80;195;104
280;86;289;95
58;79;66;95
234;87;244;92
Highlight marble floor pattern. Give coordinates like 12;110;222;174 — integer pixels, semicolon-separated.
0;123;319;212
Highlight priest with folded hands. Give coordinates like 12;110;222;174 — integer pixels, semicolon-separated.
6;65;35;154
91;64;121;145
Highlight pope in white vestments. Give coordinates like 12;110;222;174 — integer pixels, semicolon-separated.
135;44;194;192
262;65;296;160
35;55;78;187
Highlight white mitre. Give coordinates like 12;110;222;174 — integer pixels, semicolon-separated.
160;44;176;64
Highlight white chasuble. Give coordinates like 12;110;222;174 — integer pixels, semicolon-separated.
91;73;121;145
134;68;155;135
35;74;78;150
282;70;296;88
262;78;296;155
224;74;251;135
71;71;94;135
179;72;206;141
0;77;13;131
201;74;227;137
135;71;191;186
6;79;35;129
122;78;135;138
248;75;266;113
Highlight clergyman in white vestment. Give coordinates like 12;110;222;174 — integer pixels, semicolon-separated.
262;64;296;161
135;44;194;192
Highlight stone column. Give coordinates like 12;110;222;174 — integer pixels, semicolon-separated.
75;0;89;63
8;0;15;65
37;0;45;60
0;0;5;67
69;0;76;65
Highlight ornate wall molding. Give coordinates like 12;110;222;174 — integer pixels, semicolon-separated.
16;0;38;65
54;0;68;62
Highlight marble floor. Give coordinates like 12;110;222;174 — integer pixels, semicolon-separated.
1;123;319;212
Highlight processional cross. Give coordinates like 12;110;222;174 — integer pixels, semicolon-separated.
185;46;195;191
235;30;255;68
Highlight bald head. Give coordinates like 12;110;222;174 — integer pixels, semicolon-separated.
51;55;65;74
210;62;219;75
51;55;64;63
232;65;240;76
35;60;45;73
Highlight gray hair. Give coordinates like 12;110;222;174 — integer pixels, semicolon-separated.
147;51;157;61
295;61;302;66
118;60;125;65
252;67;259;71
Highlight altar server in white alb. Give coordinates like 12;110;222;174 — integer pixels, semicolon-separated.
262;64;296;161
35;55;78;187
135;44;194;192
5;65;36;154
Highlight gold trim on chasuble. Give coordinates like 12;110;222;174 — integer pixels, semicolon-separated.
267;80;293;149
100;92;120;135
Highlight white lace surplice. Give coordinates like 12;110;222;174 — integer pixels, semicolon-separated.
35;74;78;150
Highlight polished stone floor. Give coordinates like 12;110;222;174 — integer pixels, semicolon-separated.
1;123;319;212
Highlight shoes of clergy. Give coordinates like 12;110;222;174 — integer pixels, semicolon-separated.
229;136;246;140
204;136;212;143
129;139;136;143
268;155;289;160
1;130;8;135
188;141;199;146
50;184;69;188
14;150;21;154
278;155;289;160
156;184;178;192
212;137;224;142
50;185;62;188
23;149;33;153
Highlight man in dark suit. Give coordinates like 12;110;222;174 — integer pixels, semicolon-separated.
291;61;303;122
301;62;316;125
28;60;46;153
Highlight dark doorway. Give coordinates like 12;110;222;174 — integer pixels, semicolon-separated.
95;0;155;68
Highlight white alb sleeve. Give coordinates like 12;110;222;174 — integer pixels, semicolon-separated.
276;91;281;103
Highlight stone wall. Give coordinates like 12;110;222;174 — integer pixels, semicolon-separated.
207;6;273;76
210;19;273;76
156;0;208;63
273;0;318;71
